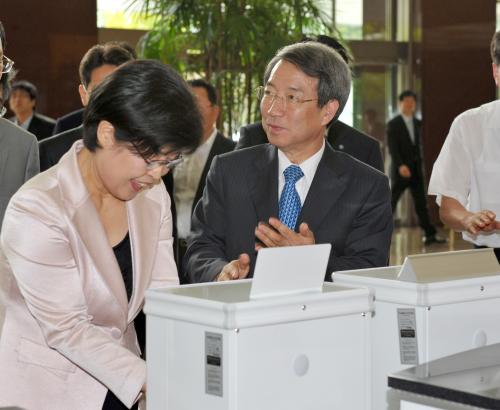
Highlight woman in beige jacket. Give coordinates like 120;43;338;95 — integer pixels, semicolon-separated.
0;60;202;409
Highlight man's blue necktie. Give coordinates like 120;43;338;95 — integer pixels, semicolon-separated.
279;165;304;230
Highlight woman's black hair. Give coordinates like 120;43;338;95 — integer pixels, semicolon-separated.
83;59;202;157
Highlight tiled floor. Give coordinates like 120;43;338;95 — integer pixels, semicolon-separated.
389;226;473;266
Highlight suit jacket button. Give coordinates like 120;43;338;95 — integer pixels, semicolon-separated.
111;327;122;339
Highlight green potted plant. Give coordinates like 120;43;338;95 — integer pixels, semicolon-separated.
134;0;333;137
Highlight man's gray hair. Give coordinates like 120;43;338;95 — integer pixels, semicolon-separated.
491;30;500;65
263;41;351;122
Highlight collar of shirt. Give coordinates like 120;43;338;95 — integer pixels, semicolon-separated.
199;128;218;153
401;114;413;125
15;114;33;130
277;139;325;206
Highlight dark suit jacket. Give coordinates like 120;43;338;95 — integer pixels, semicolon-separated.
39;126;82;172
10;113;56;141
52;108;84;135
190;131;236;214
237;121;384;172
387;115;423;181
184;143;393;283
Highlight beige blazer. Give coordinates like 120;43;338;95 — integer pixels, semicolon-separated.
0;141;178;409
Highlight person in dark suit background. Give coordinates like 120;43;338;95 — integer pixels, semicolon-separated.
8;80;55;140
51;107;84;135
236;35;384;173
51;41;137;136
38;43;134;171
173;79;235;282
184;42;393;283
387;90;444;245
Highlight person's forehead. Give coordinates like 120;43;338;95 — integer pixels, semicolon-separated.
11;89;31;97
88;64;118;89
401;96;416;103
267;60;317;91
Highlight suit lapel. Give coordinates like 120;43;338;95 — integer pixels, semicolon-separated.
71;200;129;315
27;116;40;139
248;145;279;221
58;142;129;320
397;115;416;146
413;117;421;146
126;192;159;321
298;145;349;231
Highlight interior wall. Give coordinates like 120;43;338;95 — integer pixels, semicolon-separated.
1;0;97;119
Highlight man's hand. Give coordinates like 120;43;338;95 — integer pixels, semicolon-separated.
461;210;500;235
216;253;251;281
254;217;315;251
399;164;411;178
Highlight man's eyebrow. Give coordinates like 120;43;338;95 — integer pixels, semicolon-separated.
265;82;304;93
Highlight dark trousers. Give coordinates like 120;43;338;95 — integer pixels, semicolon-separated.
391;174;436;237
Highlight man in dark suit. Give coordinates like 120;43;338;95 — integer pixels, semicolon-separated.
236;35;383;173
38;43;134;171
184;42;393;283
173;79;235;281
387;90;444;245
8;80;55;140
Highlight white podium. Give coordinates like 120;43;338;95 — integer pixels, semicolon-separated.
144;279;373;410
333;249;500;410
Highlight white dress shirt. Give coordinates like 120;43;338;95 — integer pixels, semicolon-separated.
428;100;500;247
277;139;325;206
402;114;415;143
173;129;217;239
12;114;33;131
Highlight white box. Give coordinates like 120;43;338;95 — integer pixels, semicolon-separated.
333;249;500;410
144;279;373;410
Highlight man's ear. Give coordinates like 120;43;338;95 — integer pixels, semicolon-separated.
96;120;116;148
78;84;89;107
321;99;340;126
492;63;499;86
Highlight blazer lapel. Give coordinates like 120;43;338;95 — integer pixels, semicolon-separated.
413;117;421;146
397;115;416;146
126;192;160;321
248;144;279;221
298;145;349;231
57;142;129;319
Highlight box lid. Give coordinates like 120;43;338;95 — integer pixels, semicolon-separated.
333;250;500;306
144;280;373;329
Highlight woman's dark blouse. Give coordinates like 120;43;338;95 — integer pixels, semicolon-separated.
102;233;142;410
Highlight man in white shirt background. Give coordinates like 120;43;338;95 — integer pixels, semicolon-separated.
428;30;500;262
387;90;445;245
173;78;235;282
